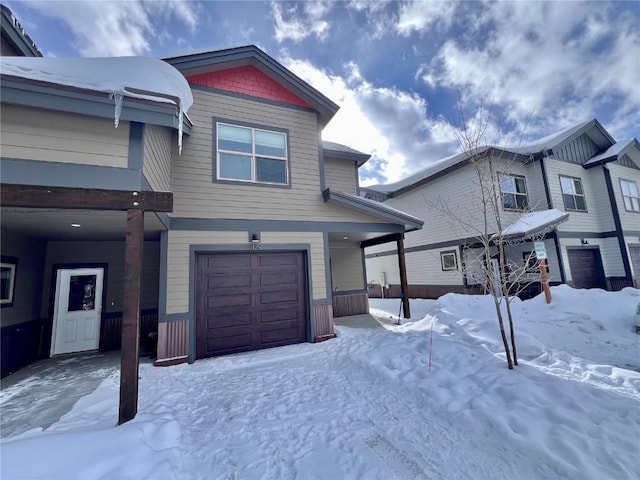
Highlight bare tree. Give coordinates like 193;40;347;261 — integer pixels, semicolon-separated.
427;100;541;369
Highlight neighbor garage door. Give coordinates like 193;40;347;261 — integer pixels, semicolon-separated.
196;251;307;358
567;248;605;289
630;246;640;288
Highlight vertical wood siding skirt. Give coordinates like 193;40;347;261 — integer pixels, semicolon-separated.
332;293;370;318
313;303;335;341
155;319;189;365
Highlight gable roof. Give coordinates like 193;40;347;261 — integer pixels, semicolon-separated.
164;45;339;127
322;140;370;166
583;138;640;168
367;119;630;197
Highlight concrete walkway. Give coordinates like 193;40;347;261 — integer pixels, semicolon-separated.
333;313;397;329
0;351;138;438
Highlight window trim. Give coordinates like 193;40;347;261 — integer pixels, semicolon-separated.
500;173;529;211
619;178;640;213
212;117;292;189
559;174;588;212
1;256;18;308
440;250;458;271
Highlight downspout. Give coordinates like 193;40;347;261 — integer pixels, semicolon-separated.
602;164;632;282
539;155;566;283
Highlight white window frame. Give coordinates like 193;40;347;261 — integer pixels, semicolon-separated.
559;175;587;212
441;250;458;271
620;179;640;212
216;122;289;186
500;174;529;210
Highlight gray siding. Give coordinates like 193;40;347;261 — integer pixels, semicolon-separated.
607;162;640;232
329;244;364;291
1;104;130;167
324;158;358;195
40;241;160;318
0;231;46;327
545;159;615;233
171;89;376;223
143;125;174;191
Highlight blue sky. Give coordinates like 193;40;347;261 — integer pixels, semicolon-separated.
6;0;639;185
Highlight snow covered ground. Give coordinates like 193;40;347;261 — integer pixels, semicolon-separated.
2;286;639;480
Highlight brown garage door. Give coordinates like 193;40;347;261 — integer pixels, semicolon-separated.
567;248;605;289
196;251;307;358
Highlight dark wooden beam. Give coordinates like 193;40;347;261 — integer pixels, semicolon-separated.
360;232;402;249
118;208;144;425
1;184;172;212
396;234;411;319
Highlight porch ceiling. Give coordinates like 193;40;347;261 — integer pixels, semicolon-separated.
0;207;166;241
328;231;400;245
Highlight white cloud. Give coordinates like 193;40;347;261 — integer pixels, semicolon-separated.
419;1;640;139
394;0;457;36
26;0;198;57
280;54;461;186
271;1;333;43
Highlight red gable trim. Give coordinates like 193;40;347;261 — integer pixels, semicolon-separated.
187;65;312;108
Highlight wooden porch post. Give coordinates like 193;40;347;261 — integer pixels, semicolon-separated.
119;208;144;425
396;234;411;319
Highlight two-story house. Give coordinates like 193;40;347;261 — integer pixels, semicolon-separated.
0;15;421;376
364;119;640;298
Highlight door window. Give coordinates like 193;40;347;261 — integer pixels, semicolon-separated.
67;275;97;311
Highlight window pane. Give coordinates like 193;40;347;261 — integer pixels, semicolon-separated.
621;180;631;196
624;197;633;210
501;176;515;193
515;177;527;193
256;157;286;183
515;194;528;209
255;130;286;157
219;153;251;180
218;124;252;153
562;194;575;210
573;179;583;195
442;252;457;270
68;275;96;312
632;198;640;211
575;195;586;211
0;266;13;301
502;193;516;209
560;177;573;194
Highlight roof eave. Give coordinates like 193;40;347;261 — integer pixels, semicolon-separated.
323;188;424;230
164;45;339;126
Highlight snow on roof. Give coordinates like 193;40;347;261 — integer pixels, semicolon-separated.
496;208;569;242
583;139;635;166
366;147;491;194
322;140;368;156
0;56;193;152
514;119;594;154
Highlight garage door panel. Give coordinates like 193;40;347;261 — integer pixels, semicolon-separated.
196;251;307;358
209;274;251;289
260;307;300;324
207;254;251;269
207;312;252;328
259;272;297;286
258;253;298;267
567;248;604;289
261;327;301;345
207;332;253;352
260;290;298;304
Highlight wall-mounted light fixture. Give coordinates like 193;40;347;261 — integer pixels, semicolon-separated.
580;238;589;245
249;232;261;243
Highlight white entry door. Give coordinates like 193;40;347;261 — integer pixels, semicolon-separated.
51;268;104;355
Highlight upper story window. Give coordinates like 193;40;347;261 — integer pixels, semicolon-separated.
216;122;288;185
500;174;528;210
559;175;587;212
620;179;640;212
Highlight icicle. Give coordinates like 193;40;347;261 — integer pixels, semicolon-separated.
177;106;184;154
109;93;123;128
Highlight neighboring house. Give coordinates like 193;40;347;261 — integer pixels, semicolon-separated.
0;13;422;375
363;119;640;299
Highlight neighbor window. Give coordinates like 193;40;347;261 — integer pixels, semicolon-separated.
501;174;528;210
1;258;17;307
441;250;458;271
216;122;288;185
523;252;549;273
620;179;640;212
559;176;587;211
